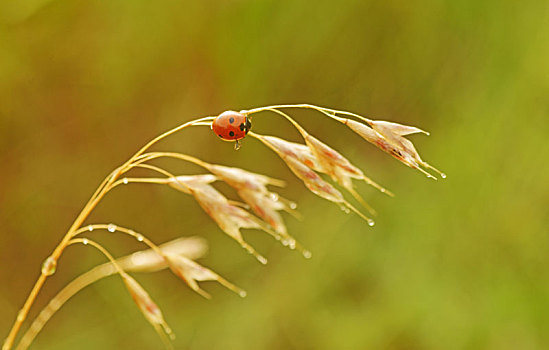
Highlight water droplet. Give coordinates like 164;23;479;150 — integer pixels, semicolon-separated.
107;224;117;233
288;239;296;250
82;238;89;245
87;225;94;231
234;140;241;151
281;239;289;247
368;219;375;227
136;234;144;242
269;193;279;201
380;188;386;193
257;256;268;265
239;290;247;298
122;178;129;184
17;311;25;322
303;250;312;259
340;205;350;214
289;202;297;209
441;173;447;179
41;256;57;276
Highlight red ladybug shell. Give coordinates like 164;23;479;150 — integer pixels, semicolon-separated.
211;111;251;141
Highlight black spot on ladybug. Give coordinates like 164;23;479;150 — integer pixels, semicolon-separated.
218;134;223;138
229;131;235;137
229;117;235;124
239;123;245;131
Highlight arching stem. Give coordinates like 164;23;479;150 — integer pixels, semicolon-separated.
3;117;209;350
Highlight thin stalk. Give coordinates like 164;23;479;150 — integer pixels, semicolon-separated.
4;117;208;350
243;103;373;124
16;263;117;350
67;238;125;276
71;224;167;260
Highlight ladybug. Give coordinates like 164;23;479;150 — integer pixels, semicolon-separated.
211;110;252;141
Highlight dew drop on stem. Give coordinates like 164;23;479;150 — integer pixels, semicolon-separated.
17;311;25;322
107;224;117;233
288;239;296;250
41;256;57;276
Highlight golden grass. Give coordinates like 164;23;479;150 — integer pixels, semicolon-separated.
3;104;443;350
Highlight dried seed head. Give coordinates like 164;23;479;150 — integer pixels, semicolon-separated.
253;133;375;225
169;176;275;263
257;135;323;171
283;155;346;203
118;237;208;273
236;188;308;254
303;134;393;201
167;174;217;194
198;164;306;253
367;120;429;140
205;164;285;193
237;188;288;235
121;273;174;343
342;118;445;179
164;253;246;298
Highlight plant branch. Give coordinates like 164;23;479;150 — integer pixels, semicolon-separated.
3;117;208;350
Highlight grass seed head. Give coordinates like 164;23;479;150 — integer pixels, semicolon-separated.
281;153;346;204
206;164;285;192
169;177;276;263
258;135;323;171
117;236;208;273
164;253;246;299
303;134;392;200
237;188;289;236
254;132;375;225
342;118;444;179
121;273;174;345
168;174;217;194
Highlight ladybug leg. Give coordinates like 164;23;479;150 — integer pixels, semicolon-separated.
234;139;241;151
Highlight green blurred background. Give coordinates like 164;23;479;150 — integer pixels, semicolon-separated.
1;1;548;349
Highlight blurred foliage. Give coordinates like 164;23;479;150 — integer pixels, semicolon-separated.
1;0;548;349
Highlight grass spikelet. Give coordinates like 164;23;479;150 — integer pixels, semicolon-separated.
67;238;175;349
340;118;445;179
168;175;279;264
202;164;301;243
250;133;375;226
121;273;175;348
165;253;246;299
